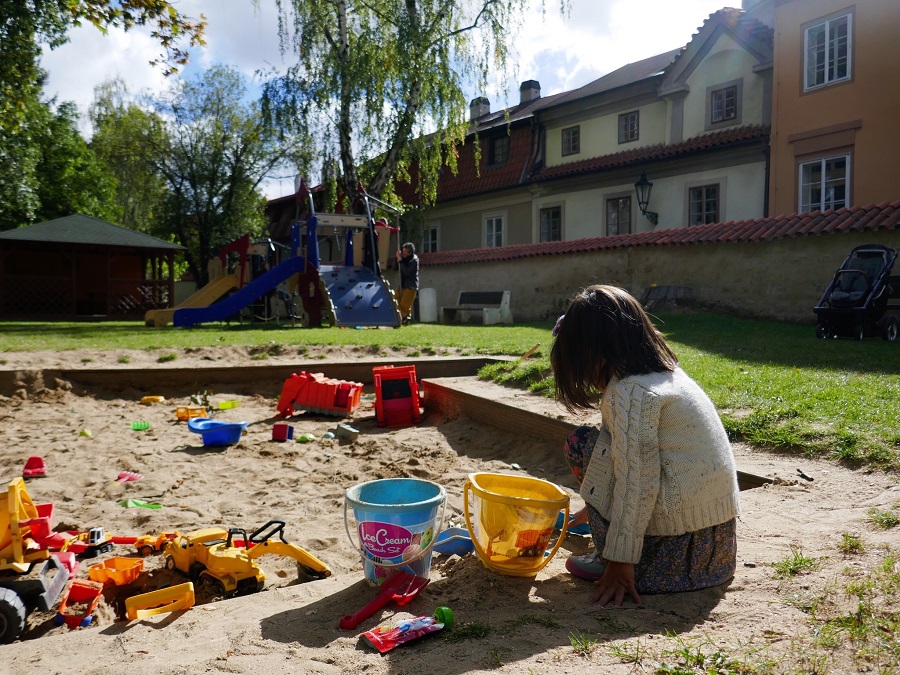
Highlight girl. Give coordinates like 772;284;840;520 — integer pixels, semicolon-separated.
551;285;739;607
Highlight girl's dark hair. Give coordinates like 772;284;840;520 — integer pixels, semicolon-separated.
402;242;415;254
550;285;677;412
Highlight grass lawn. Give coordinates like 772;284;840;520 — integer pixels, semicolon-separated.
1;311;898;472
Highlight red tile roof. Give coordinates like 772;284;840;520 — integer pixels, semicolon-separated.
532;125;770;183
420;201;900;266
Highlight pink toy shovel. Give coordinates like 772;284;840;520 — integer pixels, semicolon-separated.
116;471;143;483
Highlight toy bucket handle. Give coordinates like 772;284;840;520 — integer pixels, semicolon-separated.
343;497;446;570
463;478;570;575
463;478;492;566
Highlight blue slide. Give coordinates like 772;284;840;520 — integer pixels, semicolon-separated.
319;264;401;327
173;256;306;327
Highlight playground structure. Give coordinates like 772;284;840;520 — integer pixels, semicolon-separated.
147;182;404;329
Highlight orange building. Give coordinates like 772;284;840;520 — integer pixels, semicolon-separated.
765;0;900;216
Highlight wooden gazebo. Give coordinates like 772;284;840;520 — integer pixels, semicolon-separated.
0;215;186;320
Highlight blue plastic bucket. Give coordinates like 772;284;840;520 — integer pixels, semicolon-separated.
345;478;446;586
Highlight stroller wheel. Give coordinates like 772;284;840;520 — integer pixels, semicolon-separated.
854;324;865;341
815;323;830;339
880;316;898;342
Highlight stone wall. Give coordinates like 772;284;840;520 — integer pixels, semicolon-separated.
416;231;900;324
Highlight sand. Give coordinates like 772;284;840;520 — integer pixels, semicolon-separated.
0;346;897;674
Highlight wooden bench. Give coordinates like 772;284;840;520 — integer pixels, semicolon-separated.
441;291;513;325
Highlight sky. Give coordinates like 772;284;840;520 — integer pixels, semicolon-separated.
41;0;735;199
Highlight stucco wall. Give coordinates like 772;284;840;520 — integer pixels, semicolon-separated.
415;231;900;324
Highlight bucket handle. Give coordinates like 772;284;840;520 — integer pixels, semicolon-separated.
464;478;570;576
343;498;446;571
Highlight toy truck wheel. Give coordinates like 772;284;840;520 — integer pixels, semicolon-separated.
165;555;177;571
200;573;226;598
0;588;27;644
139;545;155;557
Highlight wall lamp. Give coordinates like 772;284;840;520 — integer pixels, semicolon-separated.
634;171;658;225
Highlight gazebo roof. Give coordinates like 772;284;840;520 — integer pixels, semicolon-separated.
0;214;186;250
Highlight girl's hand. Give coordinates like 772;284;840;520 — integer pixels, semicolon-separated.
591;561;642;607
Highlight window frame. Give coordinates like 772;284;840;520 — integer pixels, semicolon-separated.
803;10;852;92
561;126;580;156
617;111;639;144
798;153;850;213
487;135;510;167
422;222;439;253
688;184;720;226
605;194;632;236
705;78;743;130
483;211;506;248
539;205;563;242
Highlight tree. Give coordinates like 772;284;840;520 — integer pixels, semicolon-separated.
148;65;312;286
34;101;118;223
89;78;169;234
264;0;567;207
0;0;205;230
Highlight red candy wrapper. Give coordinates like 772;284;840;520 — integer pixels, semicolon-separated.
360;607;454;653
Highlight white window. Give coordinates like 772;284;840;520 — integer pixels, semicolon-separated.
562;126;580;156
689;185;720;225
711;87;737;123
804;13;851;91
484;213;504;247
422;224;439;253
799;155;849;213
539;206;561;242
606;197;631;236
618;111;639;144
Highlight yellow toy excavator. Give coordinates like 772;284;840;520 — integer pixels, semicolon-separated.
164;519;330;597
0;478;67;643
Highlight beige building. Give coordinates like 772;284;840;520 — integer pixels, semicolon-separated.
761;0;900;215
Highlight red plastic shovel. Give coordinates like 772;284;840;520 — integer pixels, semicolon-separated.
339;571;430;630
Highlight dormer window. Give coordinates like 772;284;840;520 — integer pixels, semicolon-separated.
487;136;509;166
711;86;737;123
705;79;743;130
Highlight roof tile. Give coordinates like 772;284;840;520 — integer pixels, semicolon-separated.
421;201;900;266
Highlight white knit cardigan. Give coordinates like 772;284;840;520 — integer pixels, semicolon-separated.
579;367;740;564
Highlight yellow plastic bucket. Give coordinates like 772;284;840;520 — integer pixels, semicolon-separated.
463;472;569;577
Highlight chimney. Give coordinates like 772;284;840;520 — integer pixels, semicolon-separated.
469;96;490;120
519;80;541;104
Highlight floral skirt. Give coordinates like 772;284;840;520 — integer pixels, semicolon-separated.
566;425;737;594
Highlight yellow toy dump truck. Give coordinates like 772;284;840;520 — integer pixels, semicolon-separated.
164;519;330;596
0;478;68;643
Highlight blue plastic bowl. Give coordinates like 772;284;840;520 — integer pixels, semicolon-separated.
188;418;248;446
433;527;474;556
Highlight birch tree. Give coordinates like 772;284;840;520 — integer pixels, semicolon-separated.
264;0;566;206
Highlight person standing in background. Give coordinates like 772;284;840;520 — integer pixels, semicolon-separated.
395;242;419;324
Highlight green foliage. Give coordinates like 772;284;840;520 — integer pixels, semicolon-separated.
447;621;492;642
0;0;203;230
568;630;598;656
838;533;864;555
772;547;818;578
655;633;770;674
265;0;568;204
147;65;311;285
866;508;899;529
89;78;169;234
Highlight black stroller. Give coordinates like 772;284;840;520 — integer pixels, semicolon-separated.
814;244;898;341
